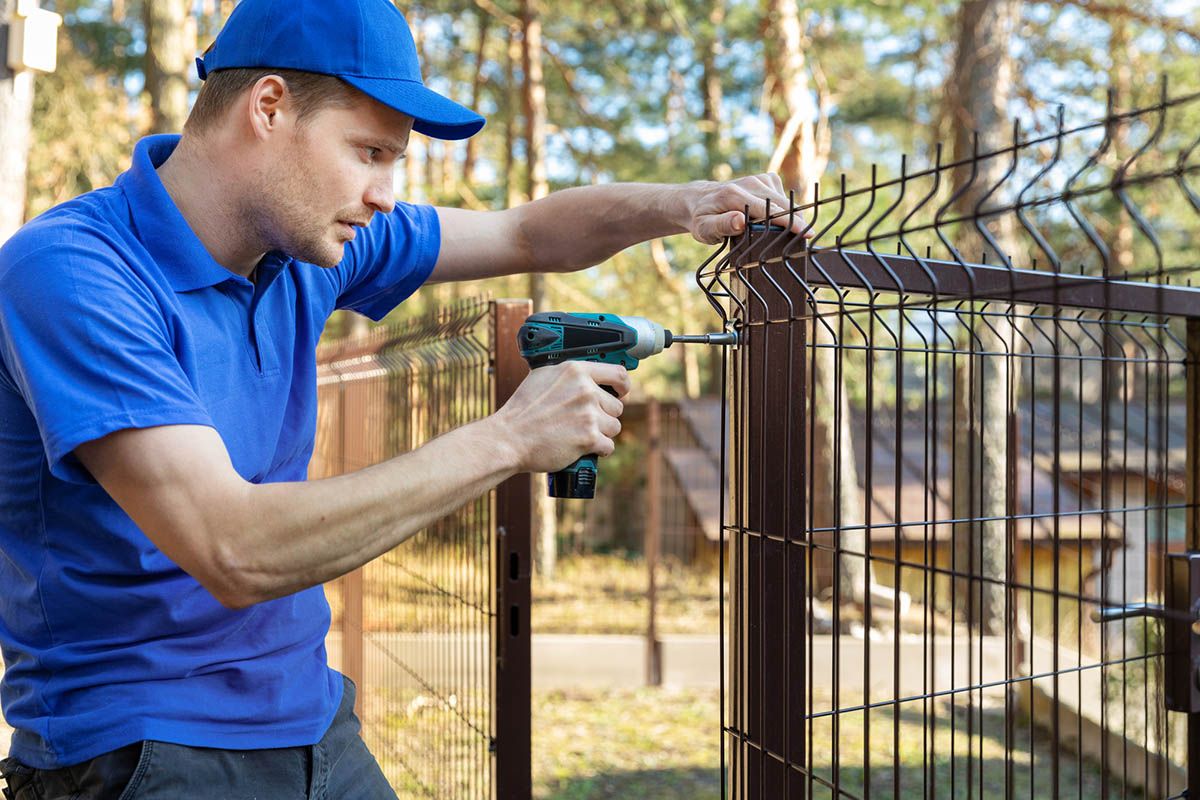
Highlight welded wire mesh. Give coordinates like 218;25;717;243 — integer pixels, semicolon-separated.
699;83;1200;799
312;298;495;799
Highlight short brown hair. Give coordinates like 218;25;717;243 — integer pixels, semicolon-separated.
184;67;363;135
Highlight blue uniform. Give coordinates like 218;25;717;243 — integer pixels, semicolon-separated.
0;135;439;769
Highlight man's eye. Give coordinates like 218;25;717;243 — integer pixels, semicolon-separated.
361;146;381;160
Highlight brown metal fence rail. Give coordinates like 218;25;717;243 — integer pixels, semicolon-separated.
311;298;533;800
699;82;1200;799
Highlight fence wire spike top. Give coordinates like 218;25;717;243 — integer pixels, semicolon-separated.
700;85;1200;800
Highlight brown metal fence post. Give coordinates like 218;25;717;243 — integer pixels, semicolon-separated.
646;397;663;687
722;250;808;799
1187;318;1200;793
492;299;533;800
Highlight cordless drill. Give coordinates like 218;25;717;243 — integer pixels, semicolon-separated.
517;311;737;499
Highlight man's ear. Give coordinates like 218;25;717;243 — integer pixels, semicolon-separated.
246;75;290;140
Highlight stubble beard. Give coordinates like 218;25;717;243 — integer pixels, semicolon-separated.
274;204;346;268
249;145;348;269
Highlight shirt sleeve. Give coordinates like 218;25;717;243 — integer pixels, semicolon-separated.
331;202;441;321
0;231;213;484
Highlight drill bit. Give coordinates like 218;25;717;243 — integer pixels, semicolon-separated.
665;331;739;346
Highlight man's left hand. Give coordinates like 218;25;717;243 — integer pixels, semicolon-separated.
678;173;811;245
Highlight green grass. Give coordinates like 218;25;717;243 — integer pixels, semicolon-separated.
799;697;1141;800
533;687;722;800
363;685;723;800
363;687;492;799
367;678;1157;799
529;688;1144;800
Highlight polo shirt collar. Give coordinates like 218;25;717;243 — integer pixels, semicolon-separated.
117;135;291;292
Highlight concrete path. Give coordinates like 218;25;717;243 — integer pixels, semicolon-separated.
323;631;1010;694
324;632;725;689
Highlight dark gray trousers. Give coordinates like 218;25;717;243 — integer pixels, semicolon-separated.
0;676;396;800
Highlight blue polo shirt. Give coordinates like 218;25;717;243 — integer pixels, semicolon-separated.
0;135;440;769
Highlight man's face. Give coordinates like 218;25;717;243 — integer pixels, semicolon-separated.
257;96;414;268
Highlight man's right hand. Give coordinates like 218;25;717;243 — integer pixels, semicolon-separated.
490;360;630;474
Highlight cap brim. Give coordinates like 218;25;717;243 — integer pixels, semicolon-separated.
341;75;484;141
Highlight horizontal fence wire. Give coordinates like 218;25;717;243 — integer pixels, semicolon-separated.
312;298;495;799
700;81;1200;799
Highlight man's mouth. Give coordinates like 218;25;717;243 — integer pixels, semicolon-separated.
338;218;371;240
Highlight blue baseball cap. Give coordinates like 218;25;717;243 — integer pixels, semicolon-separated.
195;0;485;140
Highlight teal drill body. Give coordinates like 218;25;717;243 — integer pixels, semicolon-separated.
518;312;649;499
517;311;735;499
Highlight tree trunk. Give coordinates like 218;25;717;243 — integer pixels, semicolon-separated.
948;0;1022;637
949;0;1022;236
521;0;547;205
809;321;874;608
0;0;34;240
1103;16;1136;658
144;0;191;134
763;0;872;610
405;134;421;202
462;10;489;187
504;27;522;211
522;0;548;313
440;139;453;198
699;0;729;181
1110;19;1134;278
765;0;824;197
520;0;556;579
411;13;436;203
424;137;435;201
406;10;425;204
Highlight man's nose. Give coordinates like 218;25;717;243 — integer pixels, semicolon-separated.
364;170;396;215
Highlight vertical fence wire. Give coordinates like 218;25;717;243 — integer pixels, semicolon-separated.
699;84;1200;800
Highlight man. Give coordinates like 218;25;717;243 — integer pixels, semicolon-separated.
0;0;799;797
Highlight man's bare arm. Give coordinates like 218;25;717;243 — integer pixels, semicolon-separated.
429;174;805;284
74;360;629;609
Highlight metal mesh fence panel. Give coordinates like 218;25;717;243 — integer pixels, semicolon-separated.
699;84;1200;799
312;298;531;800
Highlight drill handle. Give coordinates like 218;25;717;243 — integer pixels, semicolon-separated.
548;384;617;499
549;454;598;499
